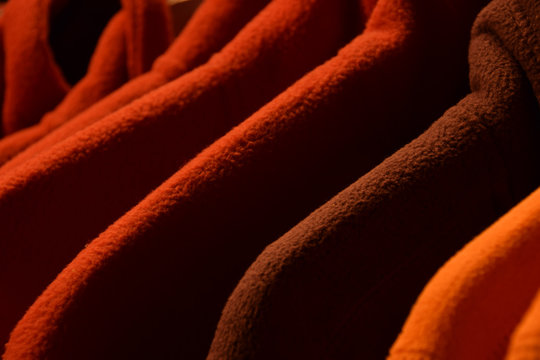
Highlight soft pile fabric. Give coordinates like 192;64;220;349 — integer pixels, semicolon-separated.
0;0;270;346
0;17;4;138
0;0;267;169
205;0;540;358
0;0;364;352
0;0;171;137
390;185;540;360
388;2;540;358
507;286;540;360
2;0;491;358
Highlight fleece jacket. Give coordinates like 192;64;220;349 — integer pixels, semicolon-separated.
206;0;540;359
388;2;540;358
0;0;267;169
0;0;171;137
2;0;489;358
0;17;4;138
507;286;540;360
0;0;272;344
0;0;366;350
391;187;540;359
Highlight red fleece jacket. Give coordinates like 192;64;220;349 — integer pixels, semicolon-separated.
0;0;268;168
0;0;363;349
0;0;171;136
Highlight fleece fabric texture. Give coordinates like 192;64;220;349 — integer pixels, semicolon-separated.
388;1;540;358
391;187;540;359
0;0;171;136
0;0;364;351
0;0;271;344
0;0;269;173
0;17;4;138
507;286;540;360
0;0;172;164
2;0;489;358
207;0;540;359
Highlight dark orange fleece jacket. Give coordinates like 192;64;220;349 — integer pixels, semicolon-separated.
1;0;489;358
206;0;540;359
0;0;172;137
0;0;268;168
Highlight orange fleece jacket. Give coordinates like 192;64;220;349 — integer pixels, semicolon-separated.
0;0;171;136
2;0;488;358
208;0;540;358
507;286;540;360
390;186;540;360
0;0;268;168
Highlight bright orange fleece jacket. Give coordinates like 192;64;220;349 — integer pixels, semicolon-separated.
2;0;487;358
0;0;171;137
390;186;540;360
507;287;540;360
0;0;268;168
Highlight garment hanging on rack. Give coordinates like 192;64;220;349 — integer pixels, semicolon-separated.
2;0;490;358
0;0;266;169
0;0;272;348
0;0;367;353
386;1;540;358
0;0;171;136
0;0;538;358
390;184;540;360
208;1;540;358
508;283;540;360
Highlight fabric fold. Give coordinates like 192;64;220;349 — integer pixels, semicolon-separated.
2;0;489;358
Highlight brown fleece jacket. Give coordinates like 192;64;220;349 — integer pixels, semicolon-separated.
0;0;171;136
0;0;267;168
207;0;540;359
2;0;488;358
386;5;540;356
